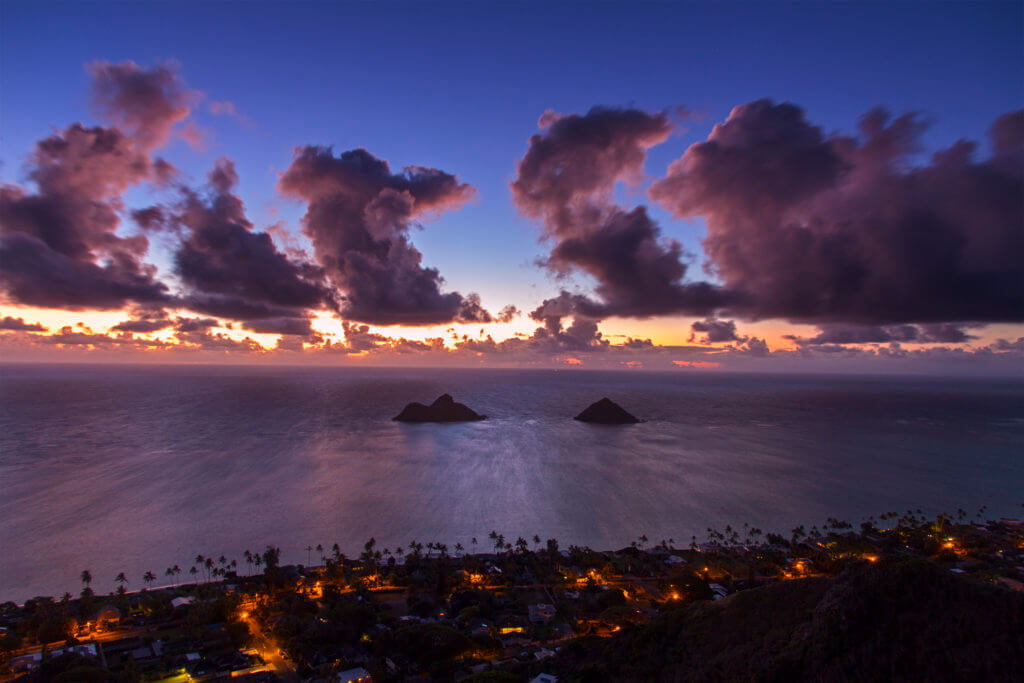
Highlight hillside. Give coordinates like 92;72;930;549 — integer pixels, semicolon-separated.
548;559;1024;682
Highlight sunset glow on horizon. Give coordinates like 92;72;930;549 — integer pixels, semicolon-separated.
1;2;1021;374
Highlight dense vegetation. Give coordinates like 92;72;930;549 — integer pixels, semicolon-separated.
548;559;1024;682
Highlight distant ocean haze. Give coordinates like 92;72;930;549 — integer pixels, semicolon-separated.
1;364;1022;601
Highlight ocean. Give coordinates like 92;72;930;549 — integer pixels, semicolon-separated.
1;363;1022;601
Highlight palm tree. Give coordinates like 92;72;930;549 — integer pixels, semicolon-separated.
165;567;175;587
316;544;324;565
173;565;182;584
244;550;253;576
142;571;155;590
189;566;198;582
115;572;127;590
204;557;214;582
533;534;541;549
80;570;92;590
471;537;478;551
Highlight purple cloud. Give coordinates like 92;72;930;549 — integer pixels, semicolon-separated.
278;146;501;325
650;100;1024;325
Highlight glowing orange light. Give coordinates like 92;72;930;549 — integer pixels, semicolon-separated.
672;360;721;369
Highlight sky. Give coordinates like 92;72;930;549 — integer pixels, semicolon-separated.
0;0;1022;373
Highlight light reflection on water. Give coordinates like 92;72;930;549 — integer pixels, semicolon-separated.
1;364;1022;600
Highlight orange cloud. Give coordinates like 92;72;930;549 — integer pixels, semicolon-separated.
672;360;721;369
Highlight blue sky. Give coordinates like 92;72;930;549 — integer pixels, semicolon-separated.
1;1;1022;367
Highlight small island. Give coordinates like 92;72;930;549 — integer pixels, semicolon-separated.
574;397;642;424
393;394;487;422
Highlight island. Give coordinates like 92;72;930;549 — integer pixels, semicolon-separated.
574;397;642;424
393;393;487;422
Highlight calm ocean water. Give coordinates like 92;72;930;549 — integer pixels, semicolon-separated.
1;364;1022;601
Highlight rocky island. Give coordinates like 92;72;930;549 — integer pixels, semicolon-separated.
393;393;487;422
574;397;643;424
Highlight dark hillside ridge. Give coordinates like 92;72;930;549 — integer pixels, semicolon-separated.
547;559;1024;681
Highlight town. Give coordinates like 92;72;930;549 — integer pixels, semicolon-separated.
2;508;1022;682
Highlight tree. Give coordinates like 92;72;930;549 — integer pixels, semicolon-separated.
142;571;155;590
80;570;92;590
261;546;279;571
360;538;377;566
189;566;198;582
115;572;127;590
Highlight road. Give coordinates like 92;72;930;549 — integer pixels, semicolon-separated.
242;613;298;682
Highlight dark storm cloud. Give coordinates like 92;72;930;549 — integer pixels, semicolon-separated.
512;107;734;323
132;206;167;231
0;230;168;310
0;73;179;310
88;60;195;151
173;316;219;333
0;316;45;332
650;99;1024;325
786;322;981;346
111;308;173;333
689;318;742;343
173;159;330;325
242;316;316;336
278;146;501;325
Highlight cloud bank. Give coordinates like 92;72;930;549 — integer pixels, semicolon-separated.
1;61;1021;370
